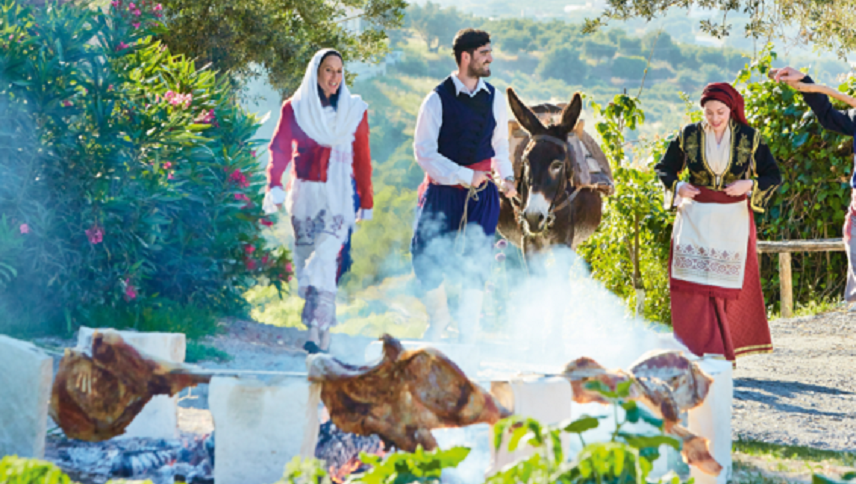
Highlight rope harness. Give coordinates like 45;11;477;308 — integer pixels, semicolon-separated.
455;181;490;254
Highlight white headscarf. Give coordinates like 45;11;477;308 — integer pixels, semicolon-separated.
291;49;368;148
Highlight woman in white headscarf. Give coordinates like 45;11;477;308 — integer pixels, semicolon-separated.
264;49;374;353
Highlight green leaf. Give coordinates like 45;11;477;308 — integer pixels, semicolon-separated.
618;432;681;451
585;380;618;399
508;423;532;452
793;132;809;148
563;415;601;434
616;379;634;398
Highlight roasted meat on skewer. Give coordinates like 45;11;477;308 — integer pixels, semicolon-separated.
308;334;511;452
562;352;722;476
50;330;210;442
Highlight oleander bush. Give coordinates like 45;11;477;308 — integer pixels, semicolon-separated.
0;0;292;336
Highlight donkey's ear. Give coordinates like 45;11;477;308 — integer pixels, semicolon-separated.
506;87;545;136
558;92;583;135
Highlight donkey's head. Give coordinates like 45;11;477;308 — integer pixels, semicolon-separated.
507;87;582;234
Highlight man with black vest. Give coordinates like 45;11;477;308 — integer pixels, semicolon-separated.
411;28;517;343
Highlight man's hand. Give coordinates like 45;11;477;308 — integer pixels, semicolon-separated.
677;183;701;200
770;66;806;85
724;179;754;197
471;170;490;188
500;179;518;198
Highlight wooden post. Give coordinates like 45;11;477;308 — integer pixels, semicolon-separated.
779;252;793;318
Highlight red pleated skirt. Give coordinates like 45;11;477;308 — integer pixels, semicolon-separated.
669;188;772;361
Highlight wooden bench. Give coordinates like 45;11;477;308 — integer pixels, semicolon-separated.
756;239;845;318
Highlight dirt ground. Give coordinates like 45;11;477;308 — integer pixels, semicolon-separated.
731;308;856;451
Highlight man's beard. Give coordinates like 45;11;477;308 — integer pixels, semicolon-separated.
467;63;491;78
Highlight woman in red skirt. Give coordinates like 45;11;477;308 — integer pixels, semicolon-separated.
654;83;783;361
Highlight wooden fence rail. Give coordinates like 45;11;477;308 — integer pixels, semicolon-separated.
756;238;845;318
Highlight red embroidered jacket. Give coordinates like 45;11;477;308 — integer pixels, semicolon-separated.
266;100;373;210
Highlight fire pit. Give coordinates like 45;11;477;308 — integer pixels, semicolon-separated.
44;434;214;484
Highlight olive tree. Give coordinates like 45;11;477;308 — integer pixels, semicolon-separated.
583;0;856;58
156;0;406;94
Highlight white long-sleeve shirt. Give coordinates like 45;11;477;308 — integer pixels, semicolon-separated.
413;73;513;186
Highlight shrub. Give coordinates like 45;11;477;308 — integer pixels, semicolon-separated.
578;94;674;323
537;46;589;85
611;55;648;80
391;54;429;77
737;48;854;307
0;0;292;336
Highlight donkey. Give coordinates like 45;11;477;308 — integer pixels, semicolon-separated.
497;88;605;255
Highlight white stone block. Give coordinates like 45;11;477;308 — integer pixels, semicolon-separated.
688;357;733;484
0;335;53;458
76;327;186;440
489;376;573;474
209;375;319;484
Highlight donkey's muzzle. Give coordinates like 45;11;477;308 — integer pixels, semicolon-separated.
523;212;546;232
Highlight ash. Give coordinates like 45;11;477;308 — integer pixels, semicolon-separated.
315;420;386;482
45;433;214;484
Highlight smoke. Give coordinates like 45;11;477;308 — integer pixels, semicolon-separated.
350;214;691;479
358;217;687;370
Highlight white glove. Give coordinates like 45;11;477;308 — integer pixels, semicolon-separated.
262;187;286;214
356;208;373;222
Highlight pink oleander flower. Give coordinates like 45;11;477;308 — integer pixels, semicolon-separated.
251;150;257;157
110;0;120;7
195;109;217;125
166;92;192;108
261;255;269;265
167;172;174;180
495;239;508;250
229;169;249;188
153;3;162;10
19;223;29;234
260;218;273;227
133;9;142;16
124;279;137;301
163;161;172;169
116;41;130;51
62;100;72;107
234;193;250;202
244;245;255;255
285;262;293;273
128;2;135;9
133;22;141;29
85;226;103;244
495;252;506;262
245;258;257;270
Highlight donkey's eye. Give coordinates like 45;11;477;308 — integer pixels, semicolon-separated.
550;160;563;172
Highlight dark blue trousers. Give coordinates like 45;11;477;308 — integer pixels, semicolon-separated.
410;183;500;291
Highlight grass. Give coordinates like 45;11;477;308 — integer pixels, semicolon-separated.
732;438;856;484
734;438;856;468
245;274;428;339
186;340;231;363
768;296;845;320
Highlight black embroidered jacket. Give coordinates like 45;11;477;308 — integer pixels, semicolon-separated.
654;120;783;212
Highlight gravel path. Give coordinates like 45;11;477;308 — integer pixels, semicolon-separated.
732;308;856;451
